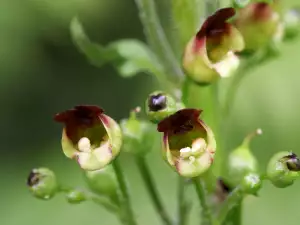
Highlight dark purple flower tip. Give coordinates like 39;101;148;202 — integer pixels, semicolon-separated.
27;170;39;187
54;105;104;125
148;94;167;112
196;7;236;41
283;153;300;172
54;105;104;141
157;109;202;134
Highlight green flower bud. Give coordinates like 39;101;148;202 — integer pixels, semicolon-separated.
27;168;58;200
121;107;157;155
183;8;244;84
146;91;181;123
226;129;262;187
84;165;119;202
266;151;300;188
234;2;284;52
240;173;262;195
66;189;86;204
54;105;122;171
283;8;300;39
158;109;216;178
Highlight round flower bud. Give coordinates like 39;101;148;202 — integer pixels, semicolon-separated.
267;151;300;188
157;109;216;178
183;8;244;84
84;165;119;203
146;91;181;123
27;168;58;200
226;129;262;187
54;105;122;171
66;189;86;204
240;173;262;195
234;2;284;52
121;107;157;155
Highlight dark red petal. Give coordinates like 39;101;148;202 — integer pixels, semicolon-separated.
157;109;202;134
196;7;236;40
54;105;104;124
54;105;104;142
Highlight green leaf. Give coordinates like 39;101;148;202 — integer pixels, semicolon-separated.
70;17;162;78
172;0;202;51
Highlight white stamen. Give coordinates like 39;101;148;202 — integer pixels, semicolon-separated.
180;147;192;153
78;137;91;152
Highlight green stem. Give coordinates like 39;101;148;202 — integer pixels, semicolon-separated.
58;186;119;214
135;155;172;225
134;0;184;82
217;186;243;224
112;158;137;225
177;177;191;225
193;177;214;225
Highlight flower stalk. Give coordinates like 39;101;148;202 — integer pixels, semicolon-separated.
135;155;172;225
177;177;191;225
217;186;243;224
112;158;138;225
193;177;215;225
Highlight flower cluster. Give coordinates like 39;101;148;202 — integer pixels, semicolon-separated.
27;1;300;225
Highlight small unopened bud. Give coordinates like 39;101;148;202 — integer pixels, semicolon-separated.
267;151;300;188
66;189;86;204
226;129;262;187
84;165;119;203
240;173;262;195
146;91;181;123
27;168;58;200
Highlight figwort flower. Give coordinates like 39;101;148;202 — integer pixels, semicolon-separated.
234;2;284;51
267;151;300;188
183;8;244;84
157;109;216;177
54;105;122;171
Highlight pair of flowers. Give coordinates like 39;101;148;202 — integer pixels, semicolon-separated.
183;2;284;83
55;105;216;178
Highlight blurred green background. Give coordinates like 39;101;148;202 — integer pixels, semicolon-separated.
2;0;300;224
